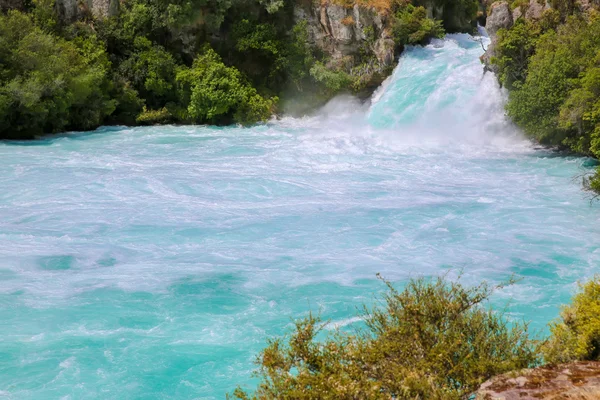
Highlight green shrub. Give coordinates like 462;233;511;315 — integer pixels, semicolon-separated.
309;62;353;93
176;47;276;125
493;19;540;89
285;21;316;91
231;275;539;399
437;0;478;32
136;106;173;124
0;11;114;139
119;37;179;110
393;5;445;46
505;14;600;152
230;19;287;89
107;79;145;125
585;170;600;195
543;277;600;364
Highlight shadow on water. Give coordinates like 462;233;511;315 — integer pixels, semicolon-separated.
0;126;128;146
527;147;599;167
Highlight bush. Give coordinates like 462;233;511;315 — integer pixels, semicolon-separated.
231;275;539;400
309;62;353;93
119;37;179;110
436;0;478;32
176;47;276;125
393;5;445;46
505;14;600;152
493;19;540;89
136;106;173;124
284;21;316;91
543;277;600;364
230;19;287;90
0;11;114;139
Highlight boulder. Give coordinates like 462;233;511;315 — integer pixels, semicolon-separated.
524;0;548;20
485;1;513;36
481;2;513;73
512;6;522;21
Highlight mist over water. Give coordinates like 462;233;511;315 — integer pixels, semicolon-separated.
1;34;599;399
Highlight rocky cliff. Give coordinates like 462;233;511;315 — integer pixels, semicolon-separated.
480;1;513;73
294;1;396;69
293;0;479;75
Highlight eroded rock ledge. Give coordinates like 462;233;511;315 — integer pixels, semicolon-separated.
476;361;600;400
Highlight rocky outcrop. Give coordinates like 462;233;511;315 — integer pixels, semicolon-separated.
524;0;548;20
480;1;513;72
577;0;600;12
293;2;395;68
55;0;119;23
476;361;600;400
485;1;513;35
0;0;118;21
480;0;552;72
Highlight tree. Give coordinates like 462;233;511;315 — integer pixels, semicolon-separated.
0;11;114;139
543;277;600;364
231;275;539;400
176;47;275;125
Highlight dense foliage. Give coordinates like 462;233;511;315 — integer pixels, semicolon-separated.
231;276;538;399
543;277;600;364
0;0;478;138
0;11;114;138
176;47;276;124
493;5;600;193
393;5;445;45
0;0;479;138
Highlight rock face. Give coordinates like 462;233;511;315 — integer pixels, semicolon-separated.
480;0;598;72
55;0;119;23
524;0;548;21
481;1;513;72
293;2;395;68
480;0;552;72
578;0;600;12
485;1;513;36
475;361;600;400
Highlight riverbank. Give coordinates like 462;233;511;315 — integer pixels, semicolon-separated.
481;0;600;193
0;0;483;139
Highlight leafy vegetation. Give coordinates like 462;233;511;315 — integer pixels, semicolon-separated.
0;11;114;139
176;47;276;124
543;277;600;364
493;8;600;193
393;5;445;46
0;0;480;138
231;271;600;398
231;275;539;400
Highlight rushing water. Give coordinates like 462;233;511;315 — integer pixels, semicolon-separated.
1;34;600;399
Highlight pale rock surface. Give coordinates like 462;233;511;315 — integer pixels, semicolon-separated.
476;361;600;400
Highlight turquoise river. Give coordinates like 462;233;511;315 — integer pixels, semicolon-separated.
1;34;599;398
